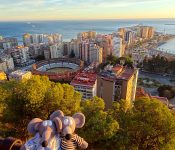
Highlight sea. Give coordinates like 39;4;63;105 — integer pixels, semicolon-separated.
0;19;175;53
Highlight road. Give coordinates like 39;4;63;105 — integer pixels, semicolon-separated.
139;70;175;86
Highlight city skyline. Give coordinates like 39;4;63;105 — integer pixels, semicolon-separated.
0;0;175;21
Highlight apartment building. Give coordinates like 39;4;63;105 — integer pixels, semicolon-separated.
97;65;138;109
23;33;63;46
9;46;30;67
0;54;14;72
77;31;97;40
71;71;97;99
50;43;64;58
9;70;32;81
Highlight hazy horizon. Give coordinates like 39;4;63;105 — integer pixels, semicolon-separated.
0;18;175;22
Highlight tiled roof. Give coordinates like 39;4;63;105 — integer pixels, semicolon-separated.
71;72;97;87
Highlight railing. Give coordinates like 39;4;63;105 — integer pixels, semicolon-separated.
0;137;22;150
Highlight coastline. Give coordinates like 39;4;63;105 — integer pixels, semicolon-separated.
157;36;175;46
150;36;175;61
157;36;175;54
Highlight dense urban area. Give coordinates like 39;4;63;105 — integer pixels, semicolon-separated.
1;25;175;149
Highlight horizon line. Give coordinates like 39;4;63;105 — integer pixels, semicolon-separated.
0;17;175;22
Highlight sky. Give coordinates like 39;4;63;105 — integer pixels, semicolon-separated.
0;0;175;21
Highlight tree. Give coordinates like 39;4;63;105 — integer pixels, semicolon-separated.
142;55;169;73
106;55;133;68
110;97;175;150
168;61;175;74
69;50;75;58
171;87;175;96
0;86;9;115
79;97;119;149
1;76;175;150
59;84;81;115
106;54;118;65
158;85;175;100
0;75;82;139
162;90;174;100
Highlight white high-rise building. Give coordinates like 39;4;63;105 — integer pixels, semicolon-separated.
0;38;18;49
67;39;80;57
23;33;63;46
79;40;90;62
112;36;123;57
23;33;32;46
79;40;103;63
50;43;63;58
52;34;63;43
31;34;40;44
0;53;14;72
89;43;103;63
0;61;7;72
5;57;14;71
10;46;30;67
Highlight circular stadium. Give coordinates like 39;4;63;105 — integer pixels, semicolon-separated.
32;58;84;82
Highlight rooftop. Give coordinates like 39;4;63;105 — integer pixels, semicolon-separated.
136;87;150;98
117;68;135;80
10;70;31;76
100;65;137;81
112;65;123;73
7;46;28;53
0;37;17;43
71;72;97;87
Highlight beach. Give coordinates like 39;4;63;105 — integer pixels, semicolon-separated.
158;37;175;54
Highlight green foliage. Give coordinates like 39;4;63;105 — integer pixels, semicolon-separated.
142;55;175;74
110;97;175;150
0;75;81;139
106;54;118;65
158;85;175;100
1;76;175;150
119;56;133;68
79;97;119;147
60;84;81;115
0;86;9;114
106;55;133;68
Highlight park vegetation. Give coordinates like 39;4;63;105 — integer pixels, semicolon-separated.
1;76;175;149
142;54;175;74
158;85;175;100
98;55;134;70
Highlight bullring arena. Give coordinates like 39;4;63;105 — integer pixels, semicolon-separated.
32;58;84;82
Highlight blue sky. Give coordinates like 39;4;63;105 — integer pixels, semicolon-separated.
0;0;174;21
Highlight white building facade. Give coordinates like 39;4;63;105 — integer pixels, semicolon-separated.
112;36;123;57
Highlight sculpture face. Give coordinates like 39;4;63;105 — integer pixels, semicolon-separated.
61;116;76;140
50;110;86;140
27;118;57;147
